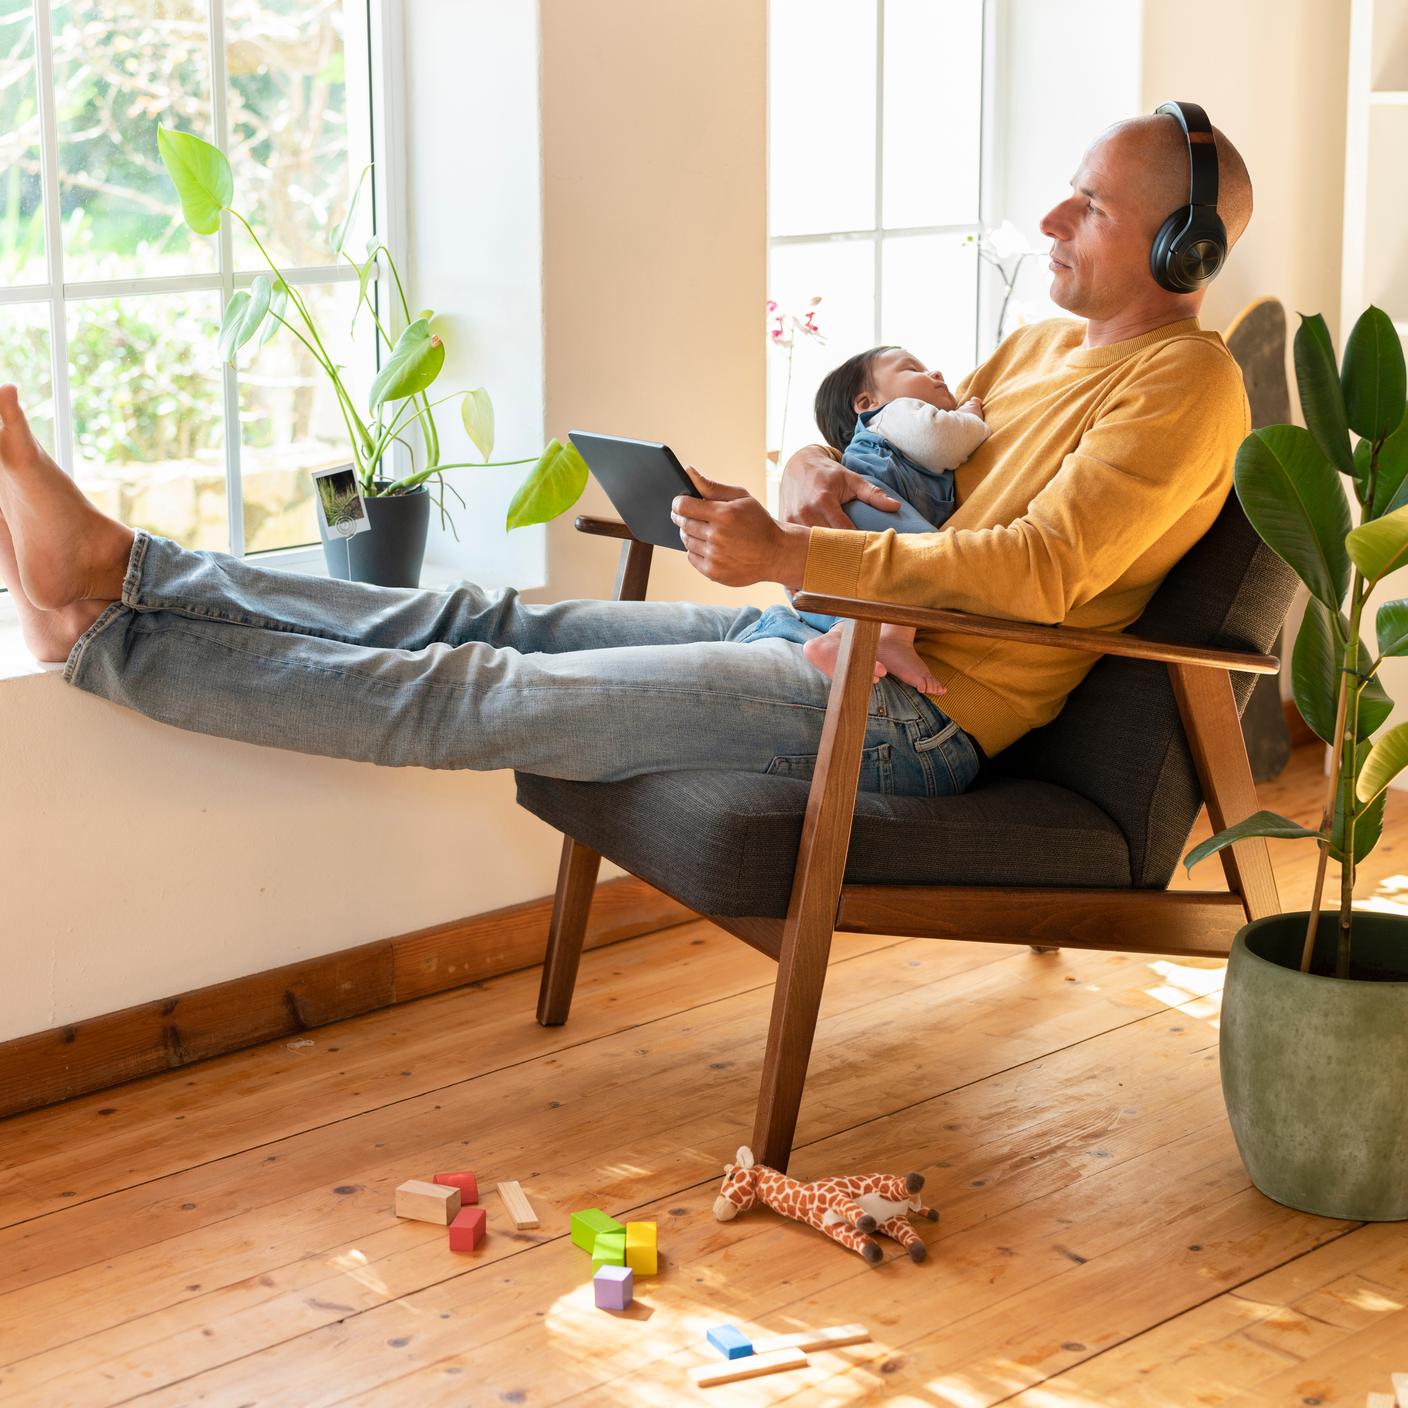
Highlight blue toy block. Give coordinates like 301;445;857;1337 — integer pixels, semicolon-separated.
594;1263;633;1310
706;1324;753;1360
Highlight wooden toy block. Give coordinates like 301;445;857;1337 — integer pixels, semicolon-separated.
496;1179;539;1229
1394;1373;1408;1408
752;1323;869;1355
690;1347;807;1387
706;1324;753;1360
448;1206;486;1252
593;1263;633;1310
624;1220;657;1275
591;1230;626;1268
570;1207;624;1254
395;1179;460;1225
434;1170;479;1204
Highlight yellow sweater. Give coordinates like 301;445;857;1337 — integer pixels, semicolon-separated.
800;316;1249;756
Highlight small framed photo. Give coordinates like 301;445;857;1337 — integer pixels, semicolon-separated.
312;464;371;539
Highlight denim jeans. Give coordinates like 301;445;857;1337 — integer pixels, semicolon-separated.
63;531;981;798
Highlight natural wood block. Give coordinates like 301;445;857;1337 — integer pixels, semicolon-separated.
690;1347;808;1387
570;1207;623;1254
394;1179;459;1225
448;1206;486;1252
624;1220;657;1275
433;1170;478;1204
752;1323;869;1354
496;1179;539;1229
591;1230;626;1268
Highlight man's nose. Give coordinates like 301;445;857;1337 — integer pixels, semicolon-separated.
1039;199;1072;240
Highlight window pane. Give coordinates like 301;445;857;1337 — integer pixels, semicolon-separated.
879;232;979;384
0;302;54;449
68;291;227;550
50;1;217;281
226;0;371;271
881;0;984;230
768;238;875;462
0;1;46;286
239;277;373;554
769;0;876;237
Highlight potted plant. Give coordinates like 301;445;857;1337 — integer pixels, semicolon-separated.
1186;305;1408;1221
157;125;587;586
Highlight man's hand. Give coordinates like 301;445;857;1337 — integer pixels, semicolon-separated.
671;466;811;588
779;443;901;529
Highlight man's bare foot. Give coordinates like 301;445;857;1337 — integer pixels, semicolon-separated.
0;506;110;662
803;625;888;684
0;384;133;610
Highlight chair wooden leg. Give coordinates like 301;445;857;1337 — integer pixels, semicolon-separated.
752;618;881;1172
536;835;602;1026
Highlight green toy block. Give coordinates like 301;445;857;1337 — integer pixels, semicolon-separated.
571;1207;625;1255
591;1230;627;1268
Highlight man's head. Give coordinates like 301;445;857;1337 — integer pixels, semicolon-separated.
1040;111;1252;324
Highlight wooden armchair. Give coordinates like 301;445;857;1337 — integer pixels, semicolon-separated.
515;496;1297;1171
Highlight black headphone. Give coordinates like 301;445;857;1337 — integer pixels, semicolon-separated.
1149;100;1227;293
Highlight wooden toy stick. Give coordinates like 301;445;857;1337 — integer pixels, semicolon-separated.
752;1323;869;1355
496;1179;540;1229
689;1347;808;1387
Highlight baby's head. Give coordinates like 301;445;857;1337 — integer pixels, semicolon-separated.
813;346;958;452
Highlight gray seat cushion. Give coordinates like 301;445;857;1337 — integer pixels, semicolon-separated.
514;770;1131;918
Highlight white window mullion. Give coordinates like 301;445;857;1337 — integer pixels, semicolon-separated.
207;0;244;558
30;0;74;475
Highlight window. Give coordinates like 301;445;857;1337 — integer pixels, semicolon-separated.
0;0;381;582
767;0;989;480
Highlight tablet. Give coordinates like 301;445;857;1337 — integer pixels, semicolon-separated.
567;430;701;551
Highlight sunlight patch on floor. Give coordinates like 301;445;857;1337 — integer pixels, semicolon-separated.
1141;958;1225;1022
1355;872;1408;916
329;1247;388;1297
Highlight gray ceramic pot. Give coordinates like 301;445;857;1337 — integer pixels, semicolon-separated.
318;479;430;588
1221;911;1408;1220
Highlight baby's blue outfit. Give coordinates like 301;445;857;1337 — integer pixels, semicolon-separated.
739;405;955;646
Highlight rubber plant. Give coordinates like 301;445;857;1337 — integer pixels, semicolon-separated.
156;124;587;535
1185;305;1408;978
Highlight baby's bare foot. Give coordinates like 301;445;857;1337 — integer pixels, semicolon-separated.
875;627;946;696
0;384;133;610
802;624;887;684
0;506;108;662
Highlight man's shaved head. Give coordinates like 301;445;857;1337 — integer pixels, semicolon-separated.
1098;113;1253;248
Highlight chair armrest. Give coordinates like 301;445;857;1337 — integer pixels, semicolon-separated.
574;515;640;542
790;592;1278;675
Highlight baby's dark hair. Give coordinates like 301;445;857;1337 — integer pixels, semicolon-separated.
813;345;897;454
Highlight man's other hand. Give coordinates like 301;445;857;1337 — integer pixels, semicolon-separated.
672;466;810;588
779;443;901;528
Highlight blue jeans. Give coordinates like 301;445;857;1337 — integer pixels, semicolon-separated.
62;531;981;798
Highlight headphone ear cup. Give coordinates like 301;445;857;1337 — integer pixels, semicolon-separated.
1149;211;1186;292
1150;209;1227;293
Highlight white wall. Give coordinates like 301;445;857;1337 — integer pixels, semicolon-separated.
0;0;770;1042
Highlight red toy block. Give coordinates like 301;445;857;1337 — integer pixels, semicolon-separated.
434;1170;479;1203
448;1206;486;1252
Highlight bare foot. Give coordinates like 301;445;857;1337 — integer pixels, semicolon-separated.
0;506;110;661
0;384;133;610
803;624;888;684
874;625;946;696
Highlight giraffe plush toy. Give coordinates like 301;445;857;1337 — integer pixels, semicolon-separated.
711;1146;939;1265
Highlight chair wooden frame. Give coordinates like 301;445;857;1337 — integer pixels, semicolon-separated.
535;515;1281;1171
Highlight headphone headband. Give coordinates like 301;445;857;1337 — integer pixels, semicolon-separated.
1149;100;1226;293
1155;100;1220;212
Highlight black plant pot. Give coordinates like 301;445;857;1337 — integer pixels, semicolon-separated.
318;479;431;588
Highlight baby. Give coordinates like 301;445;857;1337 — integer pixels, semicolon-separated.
748;346;989;694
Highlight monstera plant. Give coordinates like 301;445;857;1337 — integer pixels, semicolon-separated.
1183;305;1408;1224
157;124;587;537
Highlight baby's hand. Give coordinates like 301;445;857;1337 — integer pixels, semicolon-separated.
960;395;984;419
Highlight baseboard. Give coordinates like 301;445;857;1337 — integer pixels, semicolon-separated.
0;876;694;1120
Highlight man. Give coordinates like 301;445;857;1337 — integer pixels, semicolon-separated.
0;112;1252;797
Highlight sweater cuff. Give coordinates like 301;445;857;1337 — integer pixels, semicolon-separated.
802;527;867;597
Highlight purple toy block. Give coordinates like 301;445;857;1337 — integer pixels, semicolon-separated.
594;1263;633;1310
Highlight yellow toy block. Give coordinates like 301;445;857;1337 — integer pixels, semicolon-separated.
625;1220;657;1275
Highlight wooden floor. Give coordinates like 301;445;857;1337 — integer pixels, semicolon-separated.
3;745;1407;1407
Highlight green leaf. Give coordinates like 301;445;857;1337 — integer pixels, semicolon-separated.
351;245;380;335
1294;313;1354;477
1342;305;1407;443
1371;411;1408;517
1290;598;1343;744
1358;665;1394;741
156;125;232;236
1233;424;1351;608
1183;810;1323;873
1357;720;1408;805
1332;741;1386;863
1347;502;1408;583
216;291;250;363
1377;599;1408;657
330;162;372;255
461;388;495;461
256;278;288;349
505;439;589;530
368;318;445;408
216;276;271;365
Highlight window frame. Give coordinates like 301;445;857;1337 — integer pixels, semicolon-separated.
0;0;405;600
